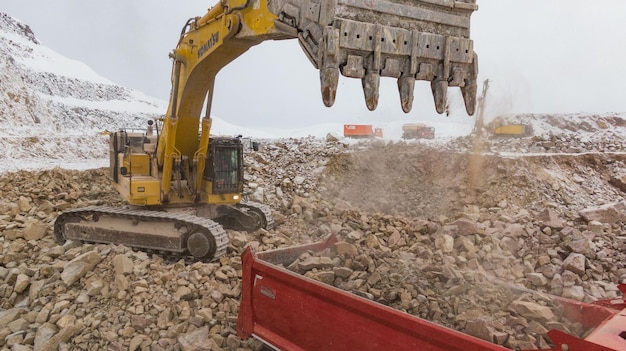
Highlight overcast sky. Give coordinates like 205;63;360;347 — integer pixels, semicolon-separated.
3;1;626;128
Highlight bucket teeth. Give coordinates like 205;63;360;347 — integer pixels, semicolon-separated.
398;76;415;113
362;72;380;111
431;80;448;115
320;67;339;107
461;80;477;115
461;53;479;115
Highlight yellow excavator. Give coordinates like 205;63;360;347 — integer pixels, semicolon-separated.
54;0;479;261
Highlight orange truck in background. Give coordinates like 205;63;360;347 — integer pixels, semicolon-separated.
343;124;383;138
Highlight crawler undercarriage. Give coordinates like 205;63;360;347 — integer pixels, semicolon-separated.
54;201;273;261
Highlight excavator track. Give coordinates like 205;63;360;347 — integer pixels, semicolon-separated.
54;206;228;261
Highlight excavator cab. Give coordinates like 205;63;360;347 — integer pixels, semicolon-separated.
205;137;244;195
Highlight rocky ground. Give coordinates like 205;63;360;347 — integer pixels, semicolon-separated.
2;129;626;350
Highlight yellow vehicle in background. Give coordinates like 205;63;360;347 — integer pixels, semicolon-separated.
493;123;533;137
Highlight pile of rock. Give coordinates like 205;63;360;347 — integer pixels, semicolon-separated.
285;206;622;349
1;134;626;350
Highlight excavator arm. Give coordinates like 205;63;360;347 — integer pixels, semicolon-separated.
157;0;479;196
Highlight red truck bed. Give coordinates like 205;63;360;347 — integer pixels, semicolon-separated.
237;234;626;351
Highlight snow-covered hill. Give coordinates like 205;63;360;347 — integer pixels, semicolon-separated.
0;13;168;171
0;13;166;134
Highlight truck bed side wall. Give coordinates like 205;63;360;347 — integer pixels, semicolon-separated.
237;237;513;351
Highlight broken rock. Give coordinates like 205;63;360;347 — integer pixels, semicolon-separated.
61;251;102;286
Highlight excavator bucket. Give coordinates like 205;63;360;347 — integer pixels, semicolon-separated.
269;0;479;115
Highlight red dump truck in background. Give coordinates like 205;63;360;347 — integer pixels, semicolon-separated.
237;234;626;351
343;124;383;138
